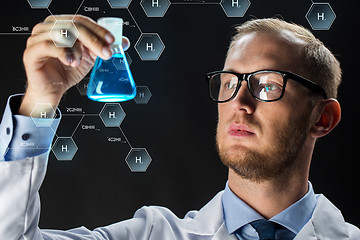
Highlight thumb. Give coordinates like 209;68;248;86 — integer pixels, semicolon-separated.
122;36;130;51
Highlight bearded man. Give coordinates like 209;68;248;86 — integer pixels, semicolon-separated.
0;16;358;239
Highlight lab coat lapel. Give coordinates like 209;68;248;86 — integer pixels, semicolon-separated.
189;191;350;240
294;194;349;240
186;191;235;239
188;191;237;240
211;222;238;240
294;220;317;240
186;191;224;235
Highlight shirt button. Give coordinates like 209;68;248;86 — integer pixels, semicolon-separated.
6;127;10;135
22;133;30;141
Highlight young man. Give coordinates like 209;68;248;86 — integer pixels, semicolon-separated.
0;15;358;239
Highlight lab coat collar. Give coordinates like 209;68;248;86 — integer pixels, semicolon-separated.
187;191;350;240
185;190;238;239
294;194;349;239
186;191;224;234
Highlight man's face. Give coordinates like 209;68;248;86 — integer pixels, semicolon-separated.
216;31;313;182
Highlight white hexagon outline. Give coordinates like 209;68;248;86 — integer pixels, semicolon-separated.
125;148;152;172
27;0;52;8
99;103;126;127
52;136;78;161
49;20;80;48
107;0;132;8
125;52;133;66
111;52;133;71
135;33;165;61
140;0;171;18
220;0;251;18
134;86;152;104
305;2;336;31
0;137;9;161
30;103;56;127
76;77;90;96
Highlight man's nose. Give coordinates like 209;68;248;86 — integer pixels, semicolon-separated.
230;80;256;114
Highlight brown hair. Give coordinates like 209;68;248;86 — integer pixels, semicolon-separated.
227;18;341;99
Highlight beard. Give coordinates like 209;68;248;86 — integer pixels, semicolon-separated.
216;109;311;183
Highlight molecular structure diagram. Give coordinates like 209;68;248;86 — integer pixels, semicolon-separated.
1;0;335;172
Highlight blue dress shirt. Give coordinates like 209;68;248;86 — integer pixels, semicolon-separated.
222;181;318;240
0;94;61;161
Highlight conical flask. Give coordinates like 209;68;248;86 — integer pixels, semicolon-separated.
87;17;136;102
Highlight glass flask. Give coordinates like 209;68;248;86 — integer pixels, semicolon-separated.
87;17;136;102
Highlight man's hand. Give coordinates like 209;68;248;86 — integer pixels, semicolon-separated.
19;14;130;117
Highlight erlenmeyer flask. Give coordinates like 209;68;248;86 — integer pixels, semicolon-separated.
87;17;136;102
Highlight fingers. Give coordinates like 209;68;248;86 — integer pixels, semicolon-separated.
72;22;113;59
24;40;69;70
54;15;131;52
43;15;115;60
24;38;84;70
122;36;130;51
65;40;84;67
41;15;132;50
26;14;132;67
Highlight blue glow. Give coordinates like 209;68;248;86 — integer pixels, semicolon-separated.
87;46;136;102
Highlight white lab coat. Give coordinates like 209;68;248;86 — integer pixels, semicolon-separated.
0;152;359;240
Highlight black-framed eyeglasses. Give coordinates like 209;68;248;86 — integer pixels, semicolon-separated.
206;69;327;103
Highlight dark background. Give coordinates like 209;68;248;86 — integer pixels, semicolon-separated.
0;0;358;231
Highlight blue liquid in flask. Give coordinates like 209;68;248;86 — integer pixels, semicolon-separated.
87;46;136;102
87;47;136;102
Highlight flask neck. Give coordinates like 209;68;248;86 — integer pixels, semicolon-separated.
110;44;124;55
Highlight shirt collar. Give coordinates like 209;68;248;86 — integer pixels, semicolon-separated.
270;181;317;234
221;181;317;235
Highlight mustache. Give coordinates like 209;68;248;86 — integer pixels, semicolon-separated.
224;112;261;130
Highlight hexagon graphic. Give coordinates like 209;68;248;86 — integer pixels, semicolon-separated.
107;0;132;8
112;52;132;70
134;86;152;104
76;77;90;96
49;20;79;47
141;0;170;17
125;148;152;172
135;33;165;61
52;137;78;161
30;103;56;127
306;3;336;30
27;0;52;8
99;103;126;127
221;0;250;17
125;52;133;66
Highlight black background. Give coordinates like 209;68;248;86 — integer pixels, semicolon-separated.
0;0;359;231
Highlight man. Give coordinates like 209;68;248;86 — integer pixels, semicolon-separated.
0;15;358;239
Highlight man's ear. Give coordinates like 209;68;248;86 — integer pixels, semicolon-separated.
310;98;341;138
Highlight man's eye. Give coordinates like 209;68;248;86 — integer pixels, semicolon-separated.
262;83;281;92
224;82;236;89
223;76;238;89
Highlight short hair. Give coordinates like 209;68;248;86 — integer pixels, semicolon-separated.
227;18;341;99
